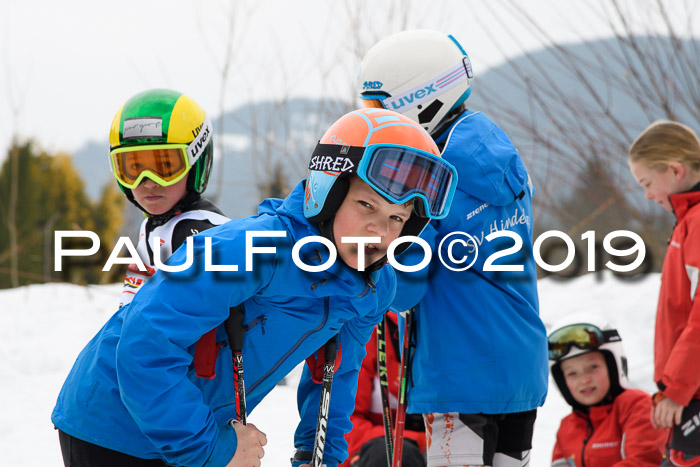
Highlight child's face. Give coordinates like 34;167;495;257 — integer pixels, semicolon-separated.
629;160;688;211
560;351;610;406
333;177;413;270
132;177;188;215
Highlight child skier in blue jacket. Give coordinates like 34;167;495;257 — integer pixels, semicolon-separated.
358;30;547;467
51;107;457;467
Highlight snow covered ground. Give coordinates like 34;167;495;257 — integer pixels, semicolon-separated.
0;272;660;466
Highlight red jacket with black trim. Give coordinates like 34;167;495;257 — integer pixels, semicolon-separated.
341;313;425;467
551;389;666;467
655;187;700;404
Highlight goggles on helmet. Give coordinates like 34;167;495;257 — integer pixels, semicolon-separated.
548;323;621;361
360;58;473;112
110;144;191;189
309;143;457;219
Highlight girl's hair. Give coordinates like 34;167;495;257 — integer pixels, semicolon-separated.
629;120;700;171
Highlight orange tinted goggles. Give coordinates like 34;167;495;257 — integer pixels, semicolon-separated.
110;144;190;189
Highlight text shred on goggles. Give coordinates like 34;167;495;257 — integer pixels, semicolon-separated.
110;144;190;189
309;143;458;219
547;323;620;361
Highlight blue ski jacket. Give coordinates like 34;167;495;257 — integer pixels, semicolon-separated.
52;181;394;467
391;110;548;414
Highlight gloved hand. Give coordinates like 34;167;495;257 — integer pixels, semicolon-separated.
290;449;329;467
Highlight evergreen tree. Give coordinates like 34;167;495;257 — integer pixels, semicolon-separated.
0;141;124;288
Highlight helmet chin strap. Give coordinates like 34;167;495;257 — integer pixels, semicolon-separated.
431;103;466;141
150;190;201;227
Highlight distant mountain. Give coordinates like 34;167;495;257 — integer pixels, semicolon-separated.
207;97;350;219
468;35;700;215
74;97;350;233
73;36;699;243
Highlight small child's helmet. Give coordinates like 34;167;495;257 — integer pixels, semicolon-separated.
109;89;213;209
357;29;473;136
304;107;457;254
548;313;629;408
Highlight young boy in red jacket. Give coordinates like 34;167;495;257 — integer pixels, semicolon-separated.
548;314;666;467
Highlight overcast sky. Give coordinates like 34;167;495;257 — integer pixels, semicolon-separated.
1;0;695;161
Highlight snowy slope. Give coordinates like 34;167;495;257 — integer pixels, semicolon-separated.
0;272;660;466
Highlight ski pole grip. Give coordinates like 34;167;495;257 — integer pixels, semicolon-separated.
324;336;337;363
225;305;245;351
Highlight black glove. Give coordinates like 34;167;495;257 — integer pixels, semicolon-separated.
291;449;327;467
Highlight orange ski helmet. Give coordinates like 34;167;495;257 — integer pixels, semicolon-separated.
304;108;457;251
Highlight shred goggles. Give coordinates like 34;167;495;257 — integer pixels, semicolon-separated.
548;323;621;361
309;143;458;219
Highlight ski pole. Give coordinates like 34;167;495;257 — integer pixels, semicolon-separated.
311;335;338;467
392;307;415;467
377;315;394;466
224;305;247;425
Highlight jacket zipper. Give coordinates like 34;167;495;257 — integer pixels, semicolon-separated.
245;315;266;335
581;416;593;467
247;297;330;393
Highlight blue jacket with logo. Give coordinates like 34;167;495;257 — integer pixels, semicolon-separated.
51;181;394;467
391;110;548;414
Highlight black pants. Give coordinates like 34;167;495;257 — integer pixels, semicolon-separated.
355;436;425;467
58;430;167;467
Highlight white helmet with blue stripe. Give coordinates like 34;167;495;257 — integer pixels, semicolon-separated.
357;29;473;136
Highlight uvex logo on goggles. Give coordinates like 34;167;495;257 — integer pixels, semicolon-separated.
548;323;620;360
187;117;212;165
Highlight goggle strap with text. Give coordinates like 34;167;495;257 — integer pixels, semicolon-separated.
308;143;365;174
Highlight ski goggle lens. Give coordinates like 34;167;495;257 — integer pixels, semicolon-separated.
547;323;620;361
110;144;190;189
360;145;457;219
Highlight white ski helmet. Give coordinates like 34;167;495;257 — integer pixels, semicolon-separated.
548;313;629;408
357;29;473;136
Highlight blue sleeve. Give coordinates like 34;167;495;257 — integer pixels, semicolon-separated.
293;308;384;466
115;221;279;467
388;223;437;312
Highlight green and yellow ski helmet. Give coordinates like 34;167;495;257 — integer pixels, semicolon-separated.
109;89;213;204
